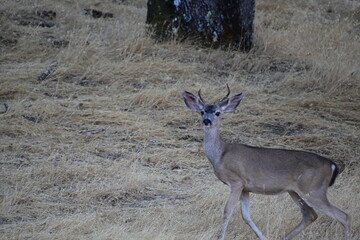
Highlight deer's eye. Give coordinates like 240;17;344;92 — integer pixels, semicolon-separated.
215;112;221;116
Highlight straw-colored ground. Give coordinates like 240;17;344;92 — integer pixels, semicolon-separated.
0;0;359;239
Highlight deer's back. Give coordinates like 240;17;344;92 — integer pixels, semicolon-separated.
214;143;336;194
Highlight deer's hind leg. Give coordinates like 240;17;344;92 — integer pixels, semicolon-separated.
300;188;351;240
285;191;318;240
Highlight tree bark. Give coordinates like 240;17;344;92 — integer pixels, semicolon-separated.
146;0;255;51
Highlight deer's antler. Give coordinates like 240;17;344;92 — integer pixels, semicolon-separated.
198;89;206;104
219;84;231;102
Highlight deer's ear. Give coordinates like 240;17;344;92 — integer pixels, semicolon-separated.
219;93;243;112
182;91;204;112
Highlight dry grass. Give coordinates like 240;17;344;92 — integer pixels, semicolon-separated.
0;0;359;239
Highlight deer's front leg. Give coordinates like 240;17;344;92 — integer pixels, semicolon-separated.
218;183;243;240
240;191;267;240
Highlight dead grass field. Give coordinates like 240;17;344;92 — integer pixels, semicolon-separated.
0;0;359;239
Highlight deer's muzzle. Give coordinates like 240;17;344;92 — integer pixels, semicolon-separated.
203;119;212;126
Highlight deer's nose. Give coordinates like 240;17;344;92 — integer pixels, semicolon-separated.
203;119;212;126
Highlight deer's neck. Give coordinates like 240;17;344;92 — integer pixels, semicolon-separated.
203;125;224;166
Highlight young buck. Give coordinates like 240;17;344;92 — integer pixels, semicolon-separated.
182;85;351;240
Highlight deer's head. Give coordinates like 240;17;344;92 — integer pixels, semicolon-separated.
182;85;243;127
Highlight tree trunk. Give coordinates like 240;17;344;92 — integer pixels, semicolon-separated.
146;0;255;51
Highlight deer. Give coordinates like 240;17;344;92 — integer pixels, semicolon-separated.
182;85;351;240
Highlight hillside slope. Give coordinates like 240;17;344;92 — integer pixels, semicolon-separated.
1;0;359;239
